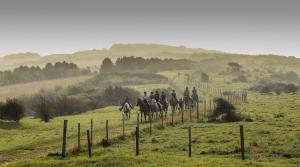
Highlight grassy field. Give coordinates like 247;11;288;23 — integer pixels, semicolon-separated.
0;75;94;101
2;92;300;166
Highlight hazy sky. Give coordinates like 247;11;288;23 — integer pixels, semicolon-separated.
0;0;299;57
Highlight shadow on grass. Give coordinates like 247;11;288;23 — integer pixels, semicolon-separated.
0;120;22;129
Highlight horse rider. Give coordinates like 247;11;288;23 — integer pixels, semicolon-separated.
184;86;190;98
143;91;151;105
154;91;160;102
119;96;133;111
192;87;198;101
150;92;155;99
161;91;167;103
171;89;178;102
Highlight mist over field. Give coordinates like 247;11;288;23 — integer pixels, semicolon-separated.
0;0;300;167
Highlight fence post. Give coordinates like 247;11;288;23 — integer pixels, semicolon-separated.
137;113;140;128
161;111;164;128
78;123;80;152
140;111;143;123
204;100;206;118
149;112;152;134
240;125;245;160
172;109;174;126
188;126;191;157
106;120;109;141
87;130;92;158
189;107;192;121
209;99;212;113
122;115;125;139
136;126;139;156
196;101;199;120
61;120;68;158
90;119;93;145
181;109;184;123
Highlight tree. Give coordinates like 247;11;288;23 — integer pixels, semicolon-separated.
227;62;242;73
0;99;25;122
35;96;52;122
100;58;115;74
201;73;209;82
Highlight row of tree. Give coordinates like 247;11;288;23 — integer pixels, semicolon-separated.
100;57;195;74
0;61;91;86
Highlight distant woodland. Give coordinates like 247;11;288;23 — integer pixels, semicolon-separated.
0;61;91;86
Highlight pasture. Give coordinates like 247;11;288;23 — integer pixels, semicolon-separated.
0;75;94;101
2;92;300;166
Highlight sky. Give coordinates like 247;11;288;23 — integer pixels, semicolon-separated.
0;0;299;57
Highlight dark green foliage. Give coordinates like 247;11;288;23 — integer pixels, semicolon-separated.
259;71;300;85
100;58;115;74
100;56;195;74
102;86;140;105
208;98;243;122
34;96;52;122
0;99;25;122
227;62;242;73
250;83;298;94
0;61;91;86
201;73;209;82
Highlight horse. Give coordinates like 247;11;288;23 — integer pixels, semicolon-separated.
136;98;150;121
160;99;169;118
169;96;178;116
183;95;190;111
191;94;199;111
120;102;133;120
149;98;161;119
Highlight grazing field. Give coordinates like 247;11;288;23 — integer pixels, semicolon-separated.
0;75;94;101
2;92;300;166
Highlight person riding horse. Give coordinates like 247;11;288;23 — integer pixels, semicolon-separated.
192;87;199;102
119;96;134;119
183;86;190;110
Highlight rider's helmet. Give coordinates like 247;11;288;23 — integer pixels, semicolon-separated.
144;91;147;95
162;91;165;94
172;90;175;93
155;91;159;94
186;86;189;90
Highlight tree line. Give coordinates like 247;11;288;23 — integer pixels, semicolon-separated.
0;61;92;86
100;57;195;74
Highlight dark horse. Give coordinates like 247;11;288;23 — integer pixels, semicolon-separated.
169;96;178;116
136;98;151;121
161;99;169;118
183;95;190;111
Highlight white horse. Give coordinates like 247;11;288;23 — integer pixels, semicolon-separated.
121;102;133;119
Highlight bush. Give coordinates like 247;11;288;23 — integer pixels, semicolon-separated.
0;99;25;122
34;96;53;122
284;84;298;93
208;98;243;122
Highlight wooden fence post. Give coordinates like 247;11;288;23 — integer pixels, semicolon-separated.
240;125;245;160
189;107;192;121
161;111;164;128
122;116;125;139
140;111;143;123
196;101;199;120
181;110;184;123
137;113;140;128
87;130;92;158
172;109;174;126
149;112;152;134
209;99;212;113
90;119;93;145
204;100;206;118
78;123;80;152
106;120;109;141
188;126;191;157
136;126;139;156
61;120;68;158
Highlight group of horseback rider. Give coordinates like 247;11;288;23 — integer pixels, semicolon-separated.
120;86;199;118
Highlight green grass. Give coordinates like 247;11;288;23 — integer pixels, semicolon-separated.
3;92;300;166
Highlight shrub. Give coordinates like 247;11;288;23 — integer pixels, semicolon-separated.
102;86;140;106
34;96;53;122
0;99;25;122
208;98;243;122
284;84;298;93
